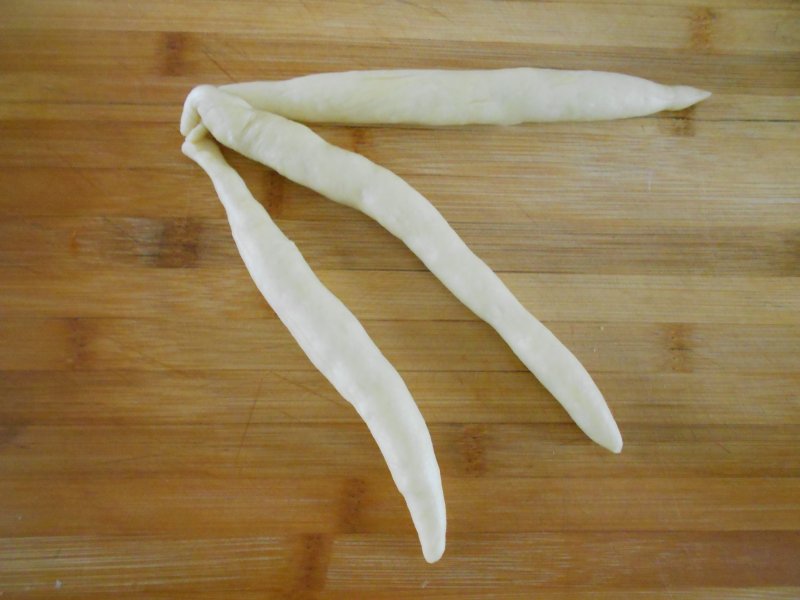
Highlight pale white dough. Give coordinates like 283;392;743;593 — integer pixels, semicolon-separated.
182;133;446;563
179;67;710;561
216;68;710;126
181;86;623;454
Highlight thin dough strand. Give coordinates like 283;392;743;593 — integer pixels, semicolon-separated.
182;132;446;563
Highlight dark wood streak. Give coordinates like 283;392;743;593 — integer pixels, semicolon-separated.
339;477;367;533
66;316;91;370
288;533;333;598
155;217;201;268
690;7;716;51
266;170;285;218
161;31;187;76
459;424;487;476
351;128;370;155
665;106;697;137
0;422;24;449
664;323;694;374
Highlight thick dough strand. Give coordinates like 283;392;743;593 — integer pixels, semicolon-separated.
214;67;710;126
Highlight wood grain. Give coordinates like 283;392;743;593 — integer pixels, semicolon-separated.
1;0;799;597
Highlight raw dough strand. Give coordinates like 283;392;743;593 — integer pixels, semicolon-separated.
216;67;710;126
182;131;447;563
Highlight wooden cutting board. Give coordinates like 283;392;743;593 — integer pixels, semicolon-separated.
1;1;798;597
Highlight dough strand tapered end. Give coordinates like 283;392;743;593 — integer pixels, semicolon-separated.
669;86;712;111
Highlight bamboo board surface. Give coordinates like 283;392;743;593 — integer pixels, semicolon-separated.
1;1;799;598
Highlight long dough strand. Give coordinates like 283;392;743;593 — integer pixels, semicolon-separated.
214;67;710;126
182;132;446;563
182;86;623;453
